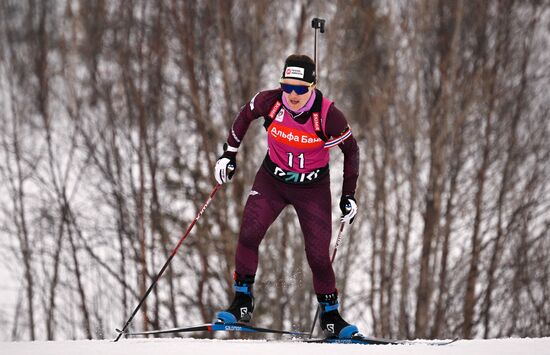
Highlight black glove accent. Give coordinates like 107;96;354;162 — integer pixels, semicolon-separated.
221;143;237;180
339;195;357;223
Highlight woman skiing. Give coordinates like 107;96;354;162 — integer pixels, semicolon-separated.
213;54;360;339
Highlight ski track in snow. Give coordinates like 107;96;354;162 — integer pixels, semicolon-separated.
2;337;549;355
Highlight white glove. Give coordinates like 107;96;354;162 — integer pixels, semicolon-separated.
215;157;236;184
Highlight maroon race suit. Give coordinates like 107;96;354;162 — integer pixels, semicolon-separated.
225;88;359;294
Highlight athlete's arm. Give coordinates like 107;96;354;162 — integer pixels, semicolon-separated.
216;90;281;184
225;89;281;151
325;105;360;197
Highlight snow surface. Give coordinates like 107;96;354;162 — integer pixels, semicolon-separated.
2;336;549;355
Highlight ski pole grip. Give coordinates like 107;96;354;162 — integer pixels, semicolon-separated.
311;17;325;33
311;18;325;33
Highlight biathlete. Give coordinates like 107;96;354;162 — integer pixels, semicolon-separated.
214;54;361;339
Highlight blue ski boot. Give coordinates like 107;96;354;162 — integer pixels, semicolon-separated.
215;273;255;324
318;291;359;339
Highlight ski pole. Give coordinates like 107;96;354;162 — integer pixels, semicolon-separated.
308;221;345;338
311;17;325;83
114;183;223;341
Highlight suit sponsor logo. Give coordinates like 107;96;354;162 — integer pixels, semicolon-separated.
269;123;323;149
269;101;282;119
273;166;321;183
312;113;321;131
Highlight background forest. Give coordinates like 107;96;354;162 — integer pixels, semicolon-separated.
0;0;549;341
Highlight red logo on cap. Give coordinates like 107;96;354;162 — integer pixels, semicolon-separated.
285;68;291;75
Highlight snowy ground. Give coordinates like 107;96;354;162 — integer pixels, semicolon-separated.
2;336;549;355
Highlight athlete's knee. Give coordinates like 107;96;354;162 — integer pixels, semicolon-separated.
239;218;269;246
306;252;332;275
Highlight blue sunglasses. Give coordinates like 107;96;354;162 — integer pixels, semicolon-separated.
280;81;314;95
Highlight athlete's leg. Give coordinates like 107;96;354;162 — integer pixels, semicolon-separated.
235;168;287;276
291;179;335;294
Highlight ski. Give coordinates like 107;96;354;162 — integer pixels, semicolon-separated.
116;322;309;337
402;338;459;346
116;322;458;346
302;335;459;346
301;336;398;345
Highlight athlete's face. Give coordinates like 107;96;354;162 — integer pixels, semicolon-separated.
280;78;315;111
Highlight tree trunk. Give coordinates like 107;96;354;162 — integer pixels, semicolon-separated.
66;202;93;339
462;108;492;339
